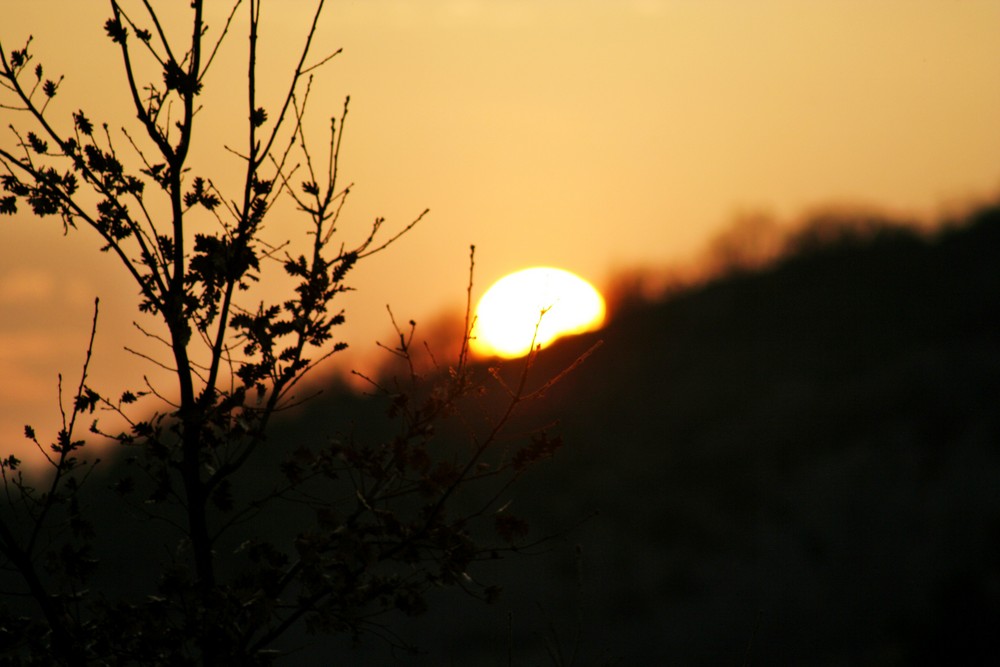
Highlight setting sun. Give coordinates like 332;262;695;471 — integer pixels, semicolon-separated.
471;267;606;359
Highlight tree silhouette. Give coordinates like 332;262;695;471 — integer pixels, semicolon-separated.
0;3;573;663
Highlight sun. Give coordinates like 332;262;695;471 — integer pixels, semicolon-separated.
470;267;606;359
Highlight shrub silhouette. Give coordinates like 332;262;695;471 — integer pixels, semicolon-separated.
0;3;577;664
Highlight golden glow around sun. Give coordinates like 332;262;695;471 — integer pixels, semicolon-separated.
470;267;606;359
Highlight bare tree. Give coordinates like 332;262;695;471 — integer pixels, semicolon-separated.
0;2;578;663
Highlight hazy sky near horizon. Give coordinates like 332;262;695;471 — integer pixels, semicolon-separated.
2;0;1000;449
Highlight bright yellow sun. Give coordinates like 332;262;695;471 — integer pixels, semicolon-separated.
470;267;606;359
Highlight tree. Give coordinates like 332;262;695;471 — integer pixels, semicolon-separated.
0;3;576;663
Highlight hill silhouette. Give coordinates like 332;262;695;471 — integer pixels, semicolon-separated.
489;202;1000;665
11;201;1000;665
276;201;1000;664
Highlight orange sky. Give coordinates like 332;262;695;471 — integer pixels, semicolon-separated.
2;0;1000;451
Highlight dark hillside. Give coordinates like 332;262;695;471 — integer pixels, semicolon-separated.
29;203;1000;665
294;203;1000;664
483;204;1000;666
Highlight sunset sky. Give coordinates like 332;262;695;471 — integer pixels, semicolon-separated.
2;0;999;450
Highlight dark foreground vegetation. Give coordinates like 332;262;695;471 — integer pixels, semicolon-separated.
280;200;1000;664
1;3;564;662
6;199;1000;665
